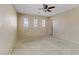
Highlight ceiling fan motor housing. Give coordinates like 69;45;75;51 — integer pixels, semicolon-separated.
43;8;48;12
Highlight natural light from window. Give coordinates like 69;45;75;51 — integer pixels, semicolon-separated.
42;19;45;27
34;19;38;27
24;17;28;27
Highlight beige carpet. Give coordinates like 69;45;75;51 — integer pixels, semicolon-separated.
12;36;79;55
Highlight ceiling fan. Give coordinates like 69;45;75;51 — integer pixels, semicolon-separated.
43;4;55;12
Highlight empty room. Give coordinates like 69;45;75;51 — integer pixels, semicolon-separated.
0;4;79;55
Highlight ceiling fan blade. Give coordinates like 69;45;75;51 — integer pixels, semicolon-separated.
48;6;55;9
47;9;51;12
43;4;48;9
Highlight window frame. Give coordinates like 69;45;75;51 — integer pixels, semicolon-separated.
42;19;46;27
24;17;29;27
33;18;38;27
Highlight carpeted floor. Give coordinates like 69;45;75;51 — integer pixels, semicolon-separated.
12;36;79;55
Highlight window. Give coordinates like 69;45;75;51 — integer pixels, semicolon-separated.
24;17;28;27
42;19;45;27
34;19;38;27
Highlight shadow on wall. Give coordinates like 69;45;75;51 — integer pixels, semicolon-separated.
0;5;17;54
51;6;79;45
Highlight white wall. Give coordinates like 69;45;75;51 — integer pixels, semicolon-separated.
51;7;79;44
0;5;17;54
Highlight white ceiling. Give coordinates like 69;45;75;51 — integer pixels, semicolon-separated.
14;4;79;17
